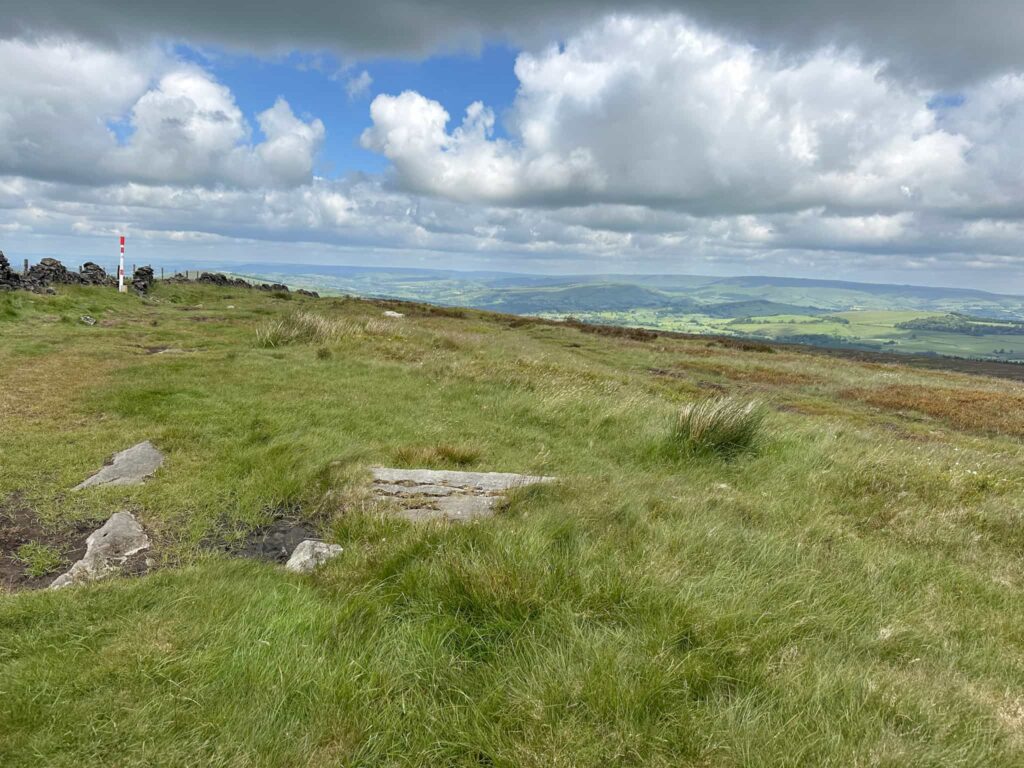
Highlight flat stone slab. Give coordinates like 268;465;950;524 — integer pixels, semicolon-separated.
50;512;150;589
370;467;555;523
73;441;164;490
285;540;343;573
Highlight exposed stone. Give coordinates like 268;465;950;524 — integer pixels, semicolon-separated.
285;540;343;573
197;272;252;289
297;289;320;298
80;262;113;286
26;257;82;289
80;315;97;326
50;511;150;589
370;467;555;523
0;251;20;290
383;310;405;318
73;440;165;490
132;265;155;294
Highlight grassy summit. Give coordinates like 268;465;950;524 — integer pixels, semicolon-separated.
1;283;1023;766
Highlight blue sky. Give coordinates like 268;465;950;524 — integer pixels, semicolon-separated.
177;44;521;178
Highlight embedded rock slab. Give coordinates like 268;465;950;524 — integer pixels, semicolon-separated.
50;512;150;589
371;467;555;523
285;540;343;573
383;310;405;318
73;441;164;490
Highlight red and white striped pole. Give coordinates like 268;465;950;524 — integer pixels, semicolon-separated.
118;235;126;293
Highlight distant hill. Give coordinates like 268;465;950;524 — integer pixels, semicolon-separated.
475;283;700;314
699;300;829;318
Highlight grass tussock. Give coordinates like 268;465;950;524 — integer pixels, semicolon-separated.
667;395;768;458
256;311;399;347
843;384;1024;436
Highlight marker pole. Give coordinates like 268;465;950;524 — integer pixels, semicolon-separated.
118;236;126;293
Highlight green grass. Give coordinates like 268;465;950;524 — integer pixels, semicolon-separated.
12;543;63;578
1;284;1023;766
666;396;767;458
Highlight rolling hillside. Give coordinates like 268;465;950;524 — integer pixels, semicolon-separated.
2;281;1023;766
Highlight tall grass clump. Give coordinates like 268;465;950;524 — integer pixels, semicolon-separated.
256;311;396;347
667;395;767;458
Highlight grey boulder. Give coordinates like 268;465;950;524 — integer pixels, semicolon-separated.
370;467;555;523
285;540;343;573
50;512;150;589
74;441;164;490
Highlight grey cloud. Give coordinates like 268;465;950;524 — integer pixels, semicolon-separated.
3;1;1022;85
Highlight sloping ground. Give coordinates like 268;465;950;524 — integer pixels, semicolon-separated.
1;284;1023;766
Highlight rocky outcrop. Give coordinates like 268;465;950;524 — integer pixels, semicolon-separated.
2;255;100;292
132;265;155;294
195;272;293;293
50;512;150;589
26;258;82;288
0;251;20;290
197;272;252;288
80;262;113;286
0;254;317;297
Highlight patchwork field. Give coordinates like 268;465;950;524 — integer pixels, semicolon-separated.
1;283;1023;766
206;264;1024;362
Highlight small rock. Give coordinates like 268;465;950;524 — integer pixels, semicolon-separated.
79;315;97;326
50;512;150;589
74;440;164;490
383;310;405;318
285;540;343;573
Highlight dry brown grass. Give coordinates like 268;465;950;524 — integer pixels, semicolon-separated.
843;384;1024;436
392;442;483;467
678;359;825;386
0;352;115;424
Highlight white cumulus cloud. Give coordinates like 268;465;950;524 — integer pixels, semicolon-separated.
0;39;324;190
362;15;982;215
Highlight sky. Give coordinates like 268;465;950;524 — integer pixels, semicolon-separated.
2;2;1024;290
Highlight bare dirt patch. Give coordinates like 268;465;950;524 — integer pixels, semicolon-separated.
0;494;92;591
203;517;321;564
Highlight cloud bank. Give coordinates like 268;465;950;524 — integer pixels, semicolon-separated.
2;1;1021;85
